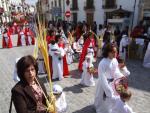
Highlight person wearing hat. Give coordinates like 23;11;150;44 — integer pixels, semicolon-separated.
53;84;67;113
80;54;95;86
119;35;130;61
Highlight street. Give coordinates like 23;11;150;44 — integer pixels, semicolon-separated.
0;37;150;113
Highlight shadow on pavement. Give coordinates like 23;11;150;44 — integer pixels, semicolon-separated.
72;105;96;113
63;84;88;94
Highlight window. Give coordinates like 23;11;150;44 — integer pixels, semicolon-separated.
59;0;61;7
72;0;78;9
105;0;116;7
55;0;57;7
51;1;53;7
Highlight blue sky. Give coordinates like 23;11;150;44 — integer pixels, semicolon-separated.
25;0;38;5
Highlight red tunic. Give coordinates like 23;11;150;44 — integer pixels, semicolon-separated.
58;43;70;77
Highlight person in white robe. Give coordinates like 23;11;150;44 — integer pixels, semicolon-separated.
77;36;84;50
119;35;130;61
118;58;130;77
13;58;21;82
80;55;95;86
143;42;150;68
53;84;67;113
111;90;135;113
97;36;103;58
136;34;145;59
64;41;74;65
94;44;123;113
26;31;32;45
87;42;95;63
3;32;9;46
49;42;65;80
37;49;46;74
20;31;26;46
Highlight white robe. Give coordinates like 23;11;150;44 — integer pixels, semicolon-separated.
3;33;8;46
80;61;95;86
120;66;130;77
94;58;123;113
111;97;135;113
55;92;67;113
143;42;150;68
38;51;45;74
49;44;65;80
119;37;130;60
13;58;20;82
87;47;95;63
64;45;74;65
27;32;32;45
20;32;26;46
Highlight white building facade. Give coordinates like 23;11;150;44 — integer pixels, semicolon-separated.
70;0;140;28
39;0;141;28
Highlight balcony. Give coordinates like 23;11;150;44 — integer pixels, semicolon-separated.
102;4;117;9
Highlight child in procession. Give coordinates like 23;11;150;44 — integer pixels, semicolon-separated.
80;55;95;86
118;58;130;77
111;90;136;113
53;84;67;113
64;41;74;65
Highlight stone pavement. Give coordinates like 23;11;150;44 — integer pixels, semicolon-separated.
0;37;150;113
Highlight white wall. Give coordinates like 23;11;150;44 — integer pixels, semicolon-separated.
94;0;104;25
78;0;86;22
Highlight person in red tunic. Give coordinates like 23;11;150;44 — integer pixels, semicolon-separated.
56;35;70;77
13;22;18;34
25;29;35;45
17;28;27;46
46;29;56;46
78;32;96;71
2;29;13;48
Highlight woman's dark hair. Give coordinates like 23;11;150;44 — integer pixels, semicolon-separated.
16;55;38;83
102;43;116;58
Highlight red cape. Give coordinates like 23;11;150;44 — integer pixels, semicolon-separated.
58;43;70;77
78;37;95;71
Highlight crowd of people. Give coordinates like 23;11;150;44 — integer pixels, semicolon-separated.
4;20;150;113
0;22;35;48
